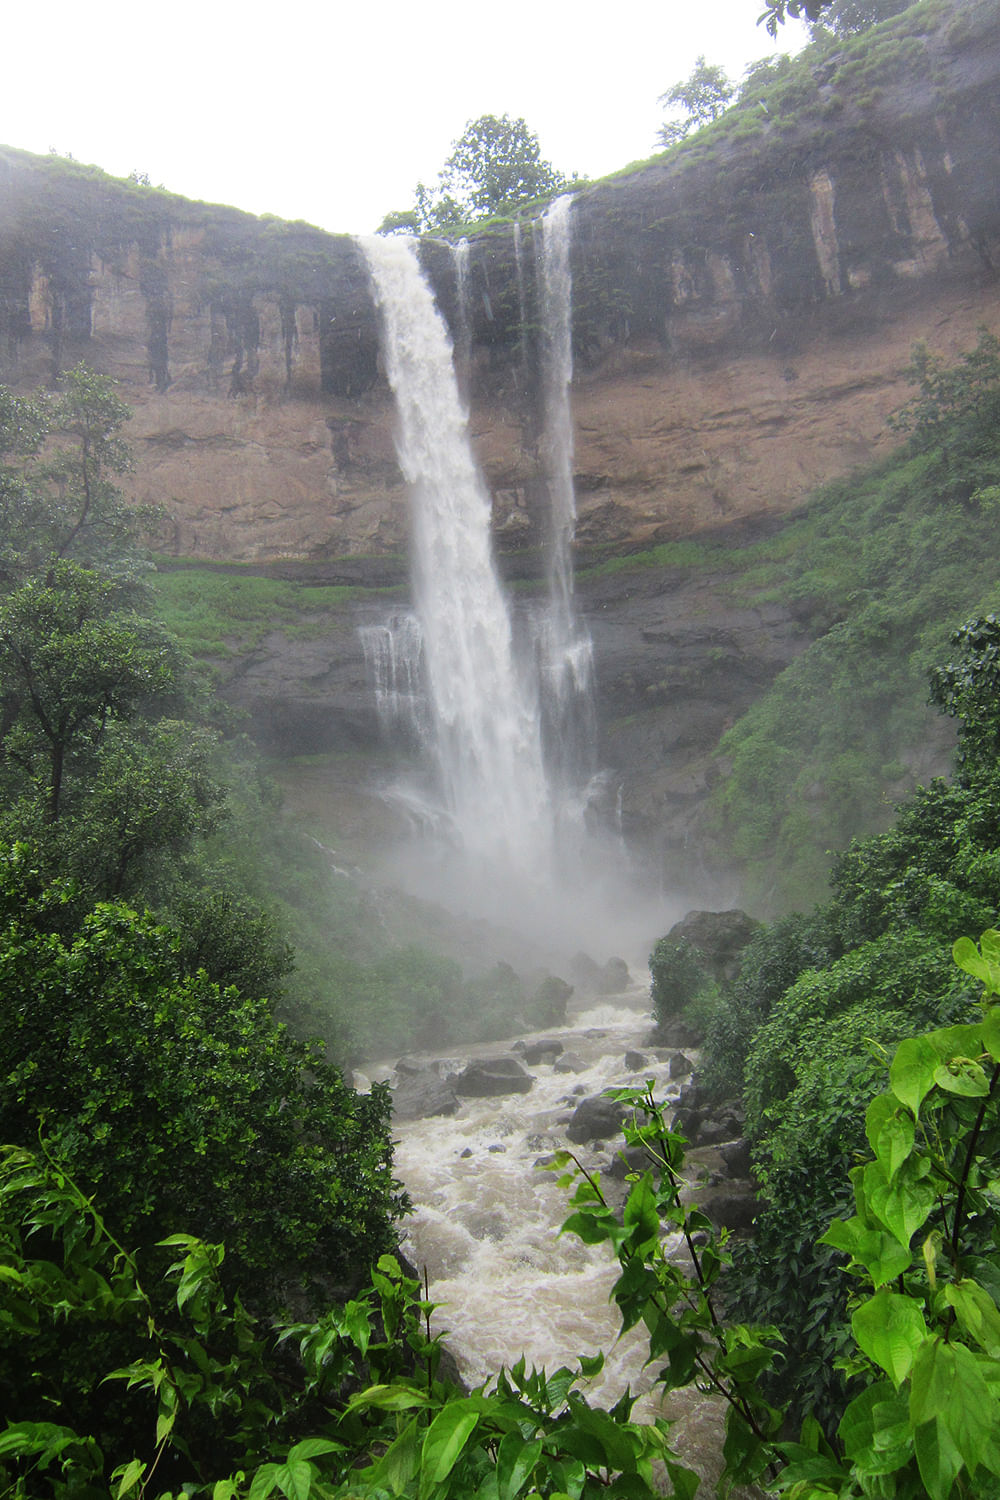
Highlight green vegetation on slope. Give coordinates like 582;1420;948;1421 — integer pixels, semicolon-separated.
642;605;1000;1436
150;567;366;658
707;330;1000;911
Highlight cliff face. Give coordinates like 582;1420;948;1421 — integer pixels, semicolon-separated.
1;0;999;565
2;1;1000;897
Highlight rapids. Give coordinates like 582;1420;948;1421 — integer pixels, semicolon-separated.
364;982;682;1397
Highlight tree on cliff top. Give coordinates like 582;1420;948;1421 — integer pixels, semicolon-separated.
378;113;570;234
656;56;736;148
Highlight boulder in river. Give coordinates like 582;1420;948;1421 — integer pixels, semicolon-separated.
531;975;573;1025
519;1039;564;1065
566;1093;631;1143
453;1057;534;1097
598;957;631;994
392;1071;460;1121
554;1050;587;1074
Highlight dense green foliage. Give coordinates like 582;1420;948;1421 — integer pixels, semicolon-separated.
677;598;1000;1435
648;936;720;1036
0;369;405;1339
0;851;400;1304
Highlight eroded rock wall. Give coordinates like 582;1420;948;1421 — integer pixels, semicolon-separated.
0;0;998;562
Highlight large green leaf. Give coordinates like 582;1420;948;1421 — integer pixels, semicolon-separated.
347;1383;431;1413
863;1156;937;1247
495;1434;543;1500
910;1340;998;1474
820;1216;912;1287
837;1383;912;1478
272;1460;313;1500
932;1056;991;1097
622;1172;659;1252
852;1291;928;1387
913;1418;964;1500
368;1418;420;1497
945;1279;1000;1356
889;1035;940;1117
865;1094;915;1179
953;932;1000;996
419;1401;479;1497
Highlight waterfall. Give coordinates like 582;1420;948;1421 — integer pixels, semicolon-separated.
512;221;529;375
452;238;472;399
362;234;553;880
359;612;427;745
536;196;597;804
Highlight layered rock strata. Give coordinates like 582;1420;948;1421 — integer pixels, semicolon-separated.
0;0;997;562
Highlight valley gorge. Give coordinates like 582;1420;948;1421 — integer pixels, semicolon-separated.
1;0;999;898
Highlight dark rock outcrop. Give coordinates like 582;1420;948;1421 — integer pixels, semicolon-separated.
663;910;761;984
391;1072;460;1122
566;1094;631;1143
453;1058;534;1097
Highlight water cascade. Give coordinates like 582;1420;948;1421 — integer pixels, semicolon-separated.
360;218;636;949
362;234;553;884
535;197;597;802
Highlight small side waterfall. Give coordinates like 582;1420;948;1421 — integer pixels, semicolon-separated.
452;238;472;399
535;197;597;801
362;234;553;881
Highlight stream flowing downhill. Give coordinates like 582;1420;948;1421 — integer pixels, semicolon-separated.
361;983;682;1396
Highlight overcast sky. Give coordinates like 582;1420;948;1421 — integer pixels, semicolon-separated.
2;0;809;235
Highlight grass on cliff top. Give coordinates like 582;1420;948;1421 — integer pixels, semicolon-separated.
584;0;963;198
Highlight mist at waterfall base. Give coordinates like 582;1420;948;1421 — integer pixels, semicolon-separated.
359;214;687;972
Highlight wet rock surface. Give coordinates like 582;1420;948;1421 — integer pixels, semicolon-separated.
391;1071;460;1122
566;1093;632;1143
453;1057;535;1097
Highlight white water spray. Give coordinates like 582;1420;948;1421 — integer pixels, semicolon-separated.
362;235;553;879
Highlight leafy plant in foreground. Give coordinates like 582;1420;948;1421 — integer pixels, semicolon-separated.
775;928;1000;1497
8;932;1000;1496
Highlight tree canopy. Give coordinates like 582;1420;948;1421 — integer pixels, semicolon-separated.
657;56;736;148
378;113;570;235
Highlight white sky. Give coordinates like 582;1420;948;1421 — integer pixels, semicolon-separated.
1;0;809;236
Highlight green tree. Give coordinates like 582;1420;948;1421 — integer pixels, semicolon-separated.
379;114;569;234
657;56;736;148
0;365;153;589
930;614;1000;782
759;0;832;37
888;329;1000;508
0;561;183;821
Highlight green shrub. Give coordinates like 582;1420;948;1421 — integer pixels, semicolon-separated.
648;937;710;1030
0;848;403;1316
